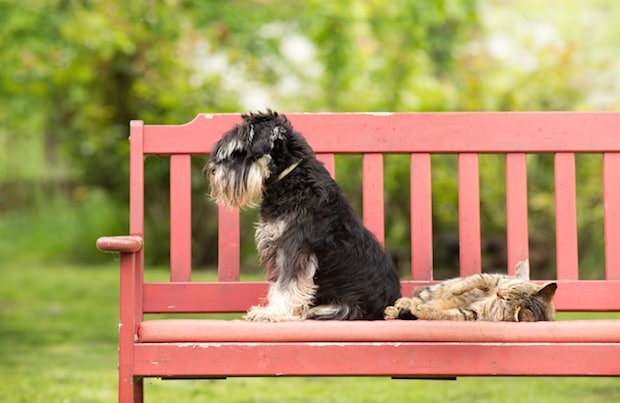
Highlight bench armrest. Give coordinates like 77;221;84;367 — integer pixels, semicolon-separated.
96;235;143;253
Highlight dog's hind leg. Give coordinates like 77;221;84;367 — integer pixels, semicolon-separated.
245;253;319;322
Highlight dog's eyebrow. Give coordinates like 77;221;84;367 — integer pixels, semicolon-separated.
216;138;245;160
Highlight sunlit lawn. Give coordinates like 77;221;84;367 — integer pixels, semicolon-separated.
1;262;619;402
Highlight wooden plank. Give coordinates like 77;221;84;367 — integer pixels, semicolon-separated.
138;319;620;344
143;282;266;313
458;154;481;276
141;280;620;313
554;153;579;280
362;153;384;245
129;120;145;236
142;112;620;154
217;206;240;282
603;153;620;280
505;153;529;273
316;153;336;178
126;120;145;403
118;251;142;402
134;343;620;377
410;153;433;280
169;154;192;282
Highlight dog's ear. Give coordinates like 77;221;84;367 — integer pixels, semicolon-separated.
250;124;276;158
249;124;256;142
271;126;287;141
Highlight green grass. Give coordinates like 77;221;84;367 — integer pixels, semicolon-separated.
0;189;127;265
1;262;620;402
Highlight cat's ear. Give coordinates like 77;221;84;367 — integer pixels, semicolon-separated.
513;260;530;280
537;282;558;301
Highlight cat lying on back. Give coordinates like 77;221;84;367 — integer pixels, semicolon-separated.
384;261;557;322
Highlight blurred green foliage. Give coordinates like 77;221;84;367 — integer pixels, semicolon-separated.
1;0;619;278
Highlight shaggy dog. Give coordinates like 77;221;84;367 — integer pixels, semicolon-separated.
206;110;401;321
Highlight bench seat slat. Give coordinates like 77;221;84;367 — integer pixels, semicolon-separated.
138;319;620;343
133;342;620;377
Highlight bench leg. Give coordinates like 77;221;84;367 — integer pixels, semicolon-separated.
119;375;143;403
134;377;144;403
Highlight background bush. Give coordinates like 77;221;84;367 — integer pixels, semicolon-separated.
1;0;619;278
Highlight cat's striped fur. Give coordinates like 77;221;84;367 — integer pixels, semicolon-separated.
384;261;557;322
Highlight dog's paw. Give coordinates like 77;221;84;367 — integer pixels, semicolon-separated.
245;305;301;322
245;306;275;322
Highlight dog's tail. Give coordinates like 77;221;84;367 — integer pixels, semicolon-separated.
307;304;351;320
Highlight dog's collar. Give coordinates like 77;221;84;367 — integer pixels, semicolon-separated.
276;160;302;182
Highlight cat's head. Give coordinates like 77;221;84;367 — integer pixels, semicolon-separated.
497;282;557;321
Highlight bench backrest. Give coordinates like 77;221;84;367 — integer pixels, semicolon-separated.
129;112;620;315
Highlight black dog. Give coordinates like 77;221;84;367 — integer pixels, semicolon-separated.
206;110;401;321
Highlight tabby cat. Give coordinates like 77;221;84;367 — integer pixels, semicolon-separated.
384;261;557;322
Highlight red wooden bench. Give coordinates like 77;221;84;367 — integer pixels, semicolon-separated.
97;112;620;402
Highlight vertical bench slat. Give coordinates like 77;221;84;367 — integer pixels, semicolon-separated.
218;206;240;281
554;153;579;280
505;153;529;274
410;153;433;280
122;121;145;400
170;154;192;282
362;153;385;245
458;153;482;276
316;153;336;178
129;121;145;237
603;152;620;280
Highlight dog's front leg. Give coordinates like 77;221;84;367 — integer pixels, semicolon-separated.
245;253;318;322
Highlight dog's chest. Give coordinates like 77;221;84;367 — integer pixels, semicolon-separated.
255;218;287;262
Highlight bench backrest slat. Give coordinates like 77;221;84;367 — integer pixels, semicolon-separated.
316;153;336;178
554;153;579;280
410;153;433;280
362;153;385;245
170;154;193;282
457;153;482;276
217;206;240;281
141;112;620;154
129;121;145;236
604;152;620;280
505;153;529;274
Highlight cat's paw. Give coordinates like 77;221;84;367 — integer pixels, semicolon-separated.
394;297;416;311
384;298;418;320
408;303;438;320
384;305;399;320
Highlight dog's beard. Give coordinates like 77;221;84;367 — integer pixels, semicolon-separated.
209;155;272;208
